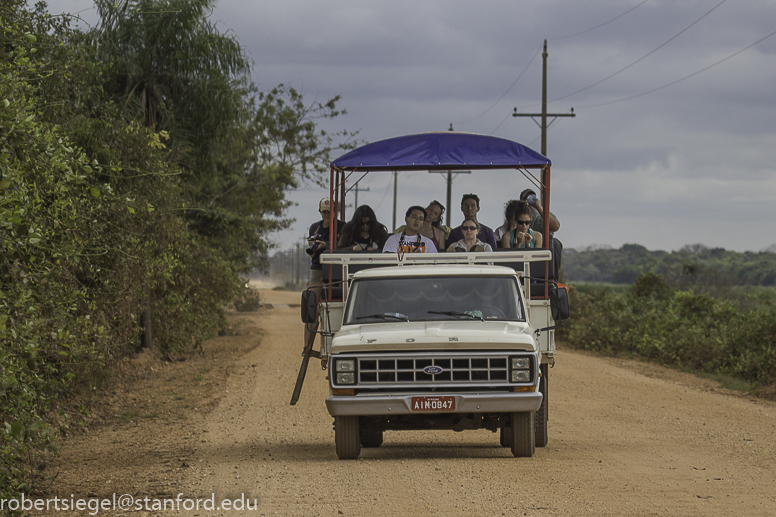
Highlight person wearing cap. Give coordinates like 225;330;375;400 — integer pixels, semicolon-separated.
307;197;346;284
445;194;498;250
304;197;345;346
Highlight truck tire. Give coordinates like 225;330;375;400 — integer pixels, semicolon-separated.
360;426;384;448
335;416;361;460
535;364;548;448
510;412;535;458
499;426;513;448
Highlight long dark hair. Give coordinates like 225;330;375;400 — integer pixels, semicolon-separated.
504;199;531;227
338;205;389;249
503;199;520;226
427;200;446;229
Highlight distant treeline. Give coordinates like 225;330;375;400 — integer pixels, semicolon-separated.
563;243;776;286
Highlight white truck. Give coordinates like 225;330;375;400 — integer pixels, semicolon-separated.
291;132;568;459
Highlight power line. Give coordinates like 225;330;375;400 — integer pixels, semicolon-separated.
551;0;728;103
488;111;512;135
462;43;543;125
578;27;776;109
550;0;650;41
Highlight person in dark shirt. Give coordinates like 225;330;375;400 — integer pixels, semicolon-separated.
445;193;497;250
337;205;389;251
304;197;345;346
307;197;346;278
519;188;560;236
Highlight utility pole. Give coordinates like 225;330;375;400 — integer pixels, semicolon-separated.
392;171;398;231
429;124;469;226
512;39;575;156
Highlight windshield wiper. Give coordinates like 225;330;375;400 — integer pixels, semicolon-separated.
427;310;483;322
355;312;410;322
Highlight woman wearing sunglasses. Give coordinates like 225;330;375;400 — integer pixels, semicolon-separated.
446;217;493;252
501;201;543;249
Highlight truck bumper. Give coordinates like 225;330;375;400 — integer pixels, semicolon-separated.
326;391;543;416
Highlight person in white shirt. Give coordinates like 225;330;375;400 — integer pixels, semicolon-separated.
382;206;438;254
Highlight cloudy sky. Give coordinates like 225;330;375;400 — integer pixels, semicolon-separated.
44;0;776;253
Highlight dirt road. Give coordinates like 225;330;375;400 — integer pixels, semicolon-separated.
45;288;776;516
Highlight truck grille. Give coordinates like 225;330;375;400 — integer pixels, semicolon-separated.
353;353;514;387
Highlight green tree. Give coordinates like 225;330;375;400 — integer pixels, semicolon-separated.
91;0;356;273
92;0;251;162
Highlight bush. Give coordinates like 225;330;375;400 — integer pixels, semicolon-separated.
559;274;776;386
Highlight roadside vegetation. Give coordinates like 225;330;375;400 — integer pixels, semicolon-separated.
1;0;354;504
559;272;776;390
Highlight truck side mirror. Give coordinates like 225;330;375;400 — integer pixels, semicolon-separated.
301;290;318;324
550;285;570;321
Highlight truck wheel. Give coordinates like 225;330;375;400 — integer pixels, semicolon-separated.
499;426;512;448
535;364;548;448
510;412;535;458
360;427;384;448
335;416;361;460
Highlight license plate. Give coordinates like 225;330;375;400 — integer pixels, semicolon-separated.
411;396;455;412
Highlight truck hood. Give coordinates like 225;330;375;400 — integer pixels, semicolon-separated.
330;321;536;354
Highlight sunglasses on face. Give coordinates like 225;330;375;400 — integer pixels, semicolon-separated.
462;226;478;231
517;220;531;226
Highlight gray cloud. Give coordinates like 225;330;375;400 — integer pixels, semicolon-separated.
43;0;776;253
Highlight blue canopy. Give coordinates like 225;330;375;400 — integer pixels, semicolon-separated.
331;132;550;171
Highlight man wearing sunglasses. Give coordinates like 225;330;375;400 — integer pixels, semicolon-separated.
445;193;498;250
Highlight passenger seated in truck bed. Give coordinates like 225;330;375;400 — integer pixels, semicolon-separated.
500;201;543;249
382;206;437;254
446;217;493;252
338;205;389;251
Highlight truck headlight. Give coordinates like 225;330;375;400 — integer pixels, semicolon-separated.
511;357;530;369
511;370;531;382
336;359;355;372
336;372;355;384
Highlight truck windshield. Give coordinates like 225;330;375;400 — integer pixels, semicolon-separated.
343;276;524;324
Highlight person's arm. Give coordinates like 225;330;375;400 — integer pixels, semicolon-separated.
516;231;527;248
549;214;560;232
308;222;326;252
534;231;543;249
533;201;560;232
501;231;511;249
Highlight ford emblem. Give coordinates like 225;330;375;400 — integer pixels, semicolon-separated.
423;365;443;375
